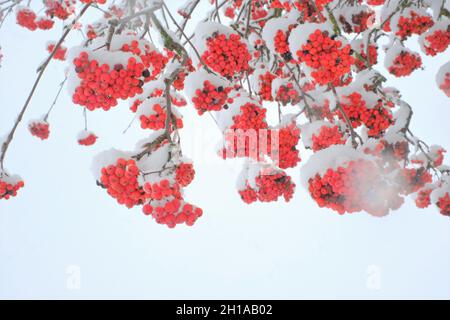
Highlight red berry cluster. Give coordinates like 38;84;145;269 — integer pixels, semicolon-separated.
424;29;450;56
78;133;97;146
47;43;67;61
99;158;146;208
308;159;403;215
274;30;293;61
415;188;433;209
388;51;422;77
29;121;50;140
121;41;169;81
270;123;301;169
397;168;432;195
337;93;393;137
437;193;450;217
0;178;24;200
45;0;75;20
231;102;268;131
396;11;434;40
258;72;276;101
175;163;195;187
139;103;183;130
360;101;393;137
367;140;410;163
202;33;252;78
72;52;145;110
240;169;295;204
296;30;355;85
223;102;269;159
339;10;374;34
142;179;202;228
192;81;233;115
336;92;366;128
311;125;345;152
17;8;54;31
294;0;331;21
275;83;301;106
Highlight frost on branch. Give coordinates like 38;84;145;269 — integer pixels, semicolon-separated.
1;0;450;227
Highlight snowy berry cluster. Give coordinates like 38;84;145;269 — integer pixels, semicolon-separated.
72;52;145;110
141;165;202;228
239;167;295;204
396;11;434;40
47;43;67;61
311;125;345;152
308;158;403;216
296;30;355;85
387;50;422;77
99;158;147;208
16;7;54;31
44;0;75;20
192;81;233;115
139;103;183;131
202;33;252;78
77;131;97;146
29;120;50;140
0;176;24;201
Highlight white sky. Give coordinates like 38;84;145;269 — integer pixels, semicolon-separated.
0;1;449;299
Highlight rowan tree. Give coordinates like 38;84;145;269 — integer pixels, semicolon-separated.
1;0;449;227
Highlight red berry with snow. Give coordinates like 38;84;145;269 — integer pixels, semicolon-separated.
29;121;50;140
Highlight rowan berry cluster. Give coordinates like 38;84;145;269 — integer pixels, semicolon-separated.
72;52;145;110
437;193;450;216
423;29;450;56
296;30;355;85
142;179;202;228
239;168;295;204
308;159;403;216
29;121;50;140
175;163;195;187
0;178;24;201
397;168;432;195
44;0;75;20
47;43;67;61
99;158;146;208
339;10;374;34
78;132;97;146
311;125;345;152
274;30;292;61
139;103;183;130
275;83;301;106
388;51;422;77
271;122;301;169
415;188;433;209
121;41;169;81
192;81;233;115
201;33;252;78
16;8;54;31
396;11;434;40
257;72;276;101
359;101;393;138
